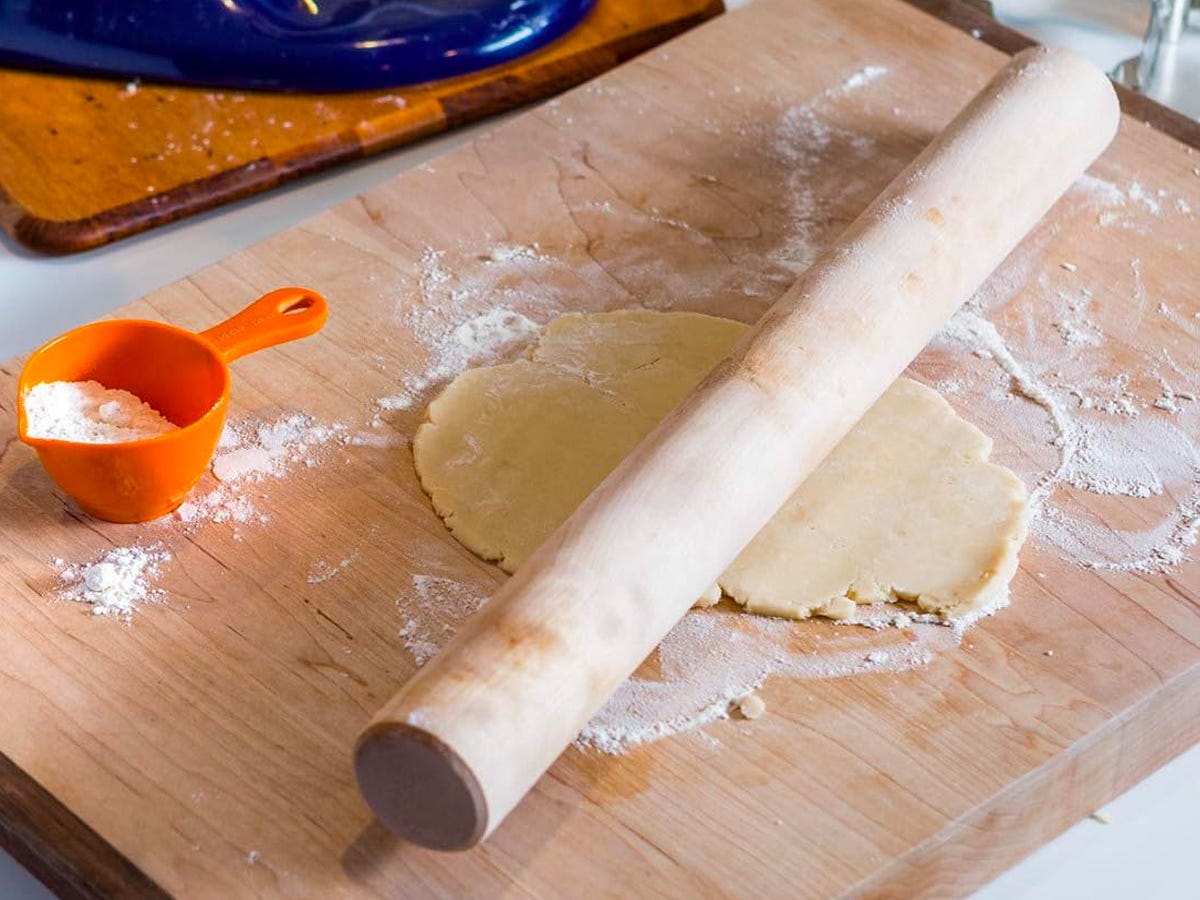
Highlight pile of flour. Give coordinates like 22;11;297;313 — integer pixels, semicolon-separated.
56;544;172;619
23;381;177;443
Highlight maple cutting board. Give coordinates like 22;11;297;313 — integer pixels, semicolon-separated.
0;0;722;254
2;0;1200;897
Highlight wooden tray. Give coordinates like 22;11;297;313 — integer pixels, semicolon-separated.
0;0;722;254
1;0;1199;896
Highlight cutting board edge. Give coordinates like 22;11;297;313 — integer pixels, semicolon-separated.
0;749;168;900
850;655;1200;898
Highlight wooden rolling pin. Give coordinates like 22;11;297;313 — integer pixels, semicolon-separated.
355;45;1119;849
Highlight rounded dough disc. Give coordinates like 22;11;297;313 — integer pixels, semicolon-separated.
414;310;1028;621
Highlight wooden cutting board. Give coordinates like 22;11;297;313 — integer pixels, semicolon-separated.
2;0;1200;897
0;0;721;255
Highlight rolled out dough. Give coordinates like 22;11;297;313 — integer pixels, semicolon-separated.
414;310;1029;621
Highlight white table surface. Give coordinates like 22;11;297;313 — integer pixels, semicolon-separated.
2;1;1197;896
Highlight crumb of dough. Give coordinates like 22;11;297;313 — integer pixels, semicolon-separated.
818;596;856;620
736;694;766;720
848;578;890;603
693;582;722;608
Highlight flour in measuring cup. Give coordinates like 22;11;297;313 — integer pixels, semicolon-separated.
22;380;177;443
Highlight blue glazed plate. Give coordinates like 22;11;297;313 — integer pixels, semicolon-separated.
0;0;597;92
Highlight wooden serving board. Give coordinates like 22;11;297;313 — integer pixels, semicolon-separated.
0;0;721;254
2;0;1200;896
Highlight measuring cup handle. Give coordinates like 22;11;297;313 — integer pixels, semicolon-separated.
200;287;328;363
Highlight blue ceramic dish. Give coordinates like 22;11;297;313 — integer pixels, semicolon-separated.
0;0;597;92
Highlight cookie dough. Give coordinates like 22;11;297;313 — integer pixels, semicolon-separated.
414;311;1028;621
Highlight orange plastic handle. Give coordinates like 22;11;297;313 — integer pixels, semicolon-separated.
199;287;329;363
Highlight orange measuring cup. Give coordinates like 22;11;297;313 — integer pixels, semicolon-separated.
16;287;328;524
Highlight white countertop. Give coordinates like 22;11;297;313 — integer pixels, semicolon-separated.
2;1;1197;896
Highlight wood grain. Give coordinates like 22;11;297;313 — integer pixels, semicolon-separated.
0;0;722;254
1;0;1198;896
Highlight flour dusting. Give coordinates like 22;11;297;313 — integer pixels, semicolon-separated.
174;412;346;531
837;65;889;94
391;573;984;755
211;413;345;483
1128;181;1163;216
377;294;541;413
308;554;357;585
929;172;1200;573
577;610;956;754
769;87;880;271
936;304;1199;570
395;575;488;667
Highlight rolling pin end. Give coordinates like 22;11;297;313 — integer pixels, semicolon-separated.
354;721;488;851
